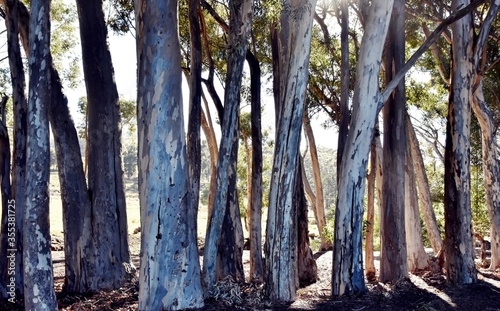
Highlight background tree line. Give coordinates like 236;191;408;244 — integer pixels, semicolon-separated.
0;0;499;310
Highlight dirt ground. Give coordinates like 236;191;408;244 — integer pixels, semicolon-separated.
3;241;500;311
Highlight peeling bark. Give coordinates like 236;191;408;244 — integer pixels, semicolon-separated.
443;0;477;284
332;0;393;296
265;0;318;302
23;0;57;308
136;0;204;308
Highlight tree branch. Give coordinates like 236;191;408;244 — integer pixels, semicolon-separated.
379;0;486;108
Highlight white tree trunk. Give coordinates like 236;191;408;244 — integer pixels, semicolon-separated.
23;0;57;308
332;0;393;296
136;0;204;309
265;0;317;302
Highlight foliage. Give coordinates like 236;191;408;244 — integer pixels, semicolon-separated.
123;144;137;178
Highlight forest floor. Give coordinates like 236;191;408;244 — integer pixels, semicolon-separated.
3;173;500;310
9;244;500;310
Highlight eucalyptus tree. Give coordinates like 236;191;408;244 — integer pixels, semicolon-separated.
203;0;253;290
23;0;57;308
379;0;408;283
2;0;27;297
264;0;318;301
135;0;204;308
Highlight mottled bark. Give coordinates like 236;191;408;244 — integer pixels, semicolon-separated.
443;0;476;284
76;0;132;290
135;0;204;308
23;0;57;308
406;113;443;254
15;0;92;292
405;134;430;271
332;0;393;296
379;0;408;283
303;112;329;250
265;0;317;302
4;0;26;296
203;0;252;291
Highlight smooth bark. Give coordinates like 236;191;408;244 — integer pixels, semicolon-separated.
379;0;408;283
76;0;132;290
405;134;430;271
246;50;264;283
332;0;393;296
135;0;204;308
203;0;252;291
303;112;329;250
406;114;443;254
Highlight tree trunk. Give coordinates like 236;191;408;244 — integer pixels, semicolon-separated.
406;113;443;254
405;133;430;271
243;134;252;231
490;226;500;269
337;0;350;177
14;0;93;292
0;96;11;299
202;0;252;291
297;160;318;287
303;112;330;250
443;0;477;284
217;133;245;282
379;0;408;283
76;0;132;290
23;0;57;307
365;127;380;281
471;83;500;271
187;0;203;222
332;0;393;296
4;0;27;296
265;0;317;302
135;0;204;308
246;50;264;283
200;93;218;219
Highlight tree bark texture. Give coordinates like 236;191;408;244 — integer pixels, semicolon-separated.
405;135;430;271
471;83;500;269
246;50;264;283
187;0;203;221
332;0;393;296
443;0;477;284
379;0;408;283
365;129;379;281
203;0;252;291
4;0;27;295
406;113;443;254
135;0;205;308
14;0;93;292
200;93;218;219
23;0;58;308
76;0;132;290
265;0;317;302
297;160;318;287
